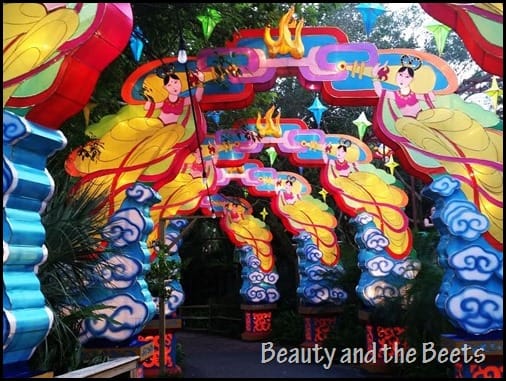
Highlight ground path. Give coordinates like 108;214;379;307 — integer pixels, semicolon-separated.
176;331;383;378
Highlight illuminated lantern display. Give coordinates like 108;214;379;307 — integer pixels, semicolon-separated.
207;110;223;126
242;304;277;341
217;195;280;341
355;3;386;37
265;147;278;166
138;217;187;378
352;211;419;373
483;76;503;111
425;22;452;56
3;3;133;377
138;315;182;377
197;7;222;41
4;3;134;129
360;312;408;374
352;210;421;308
71;5;490;353
352;111;372;140
371;14;503;369
307;94;328;128
3;111;67;377
295;231;346;346
422;176;503;378
4;3;502;377
76;184;161;345
130;25;146;62
301;311;341;348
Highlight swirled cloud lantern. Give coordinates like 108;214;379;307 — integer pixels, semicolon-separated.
3;3;133;376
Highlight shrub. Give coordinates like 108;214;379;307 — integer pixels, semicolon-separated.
29;173;113;375
270;307;304;346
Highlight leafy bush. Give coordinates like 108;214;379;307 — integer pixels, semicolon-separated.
323;238;456;377
29;173;114;375
270;307;304;346
146;239;181;299
391;255;456;378
321;243;366;350
368;236;456;377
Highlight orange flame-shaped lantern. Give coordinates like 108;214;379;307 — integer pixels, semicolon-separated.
264;5;304;59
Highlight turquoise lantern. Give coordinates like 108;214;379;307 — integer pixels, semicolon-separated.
308;94;328;129
355;3;385;37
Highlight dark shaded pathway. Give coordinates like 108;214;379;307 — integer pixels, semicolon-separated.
176;331;379;378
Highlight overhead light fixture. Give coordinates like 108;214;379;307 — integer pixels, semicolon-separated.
177;33;187;64
201;170;216;219
178;29;216;220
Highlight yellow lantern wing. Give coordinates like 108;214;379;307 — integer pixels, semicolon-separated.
3;4;79;105
331;171;411;260
395;108;503;246
66;116;187;216
278;196;340;266
225;216;274;273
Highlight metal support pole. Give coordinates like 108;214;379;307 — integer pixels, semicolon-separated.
158;218;167;377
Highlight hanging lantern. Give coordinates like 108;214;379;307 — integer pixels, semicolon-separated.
197;8;222;41
318;188;328;202
425;22;452;56
82;102;97;127
385;155;400;175
265;147;278;166
129;25;145;62
483;76;503;111
355;3;385;37
207;110;223;126
308;94;328;128
372;143;393;163
353;111;372;140
260;207;269;221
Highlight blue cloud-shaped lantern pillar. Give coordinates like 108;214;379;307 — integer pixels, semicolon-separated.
295;231;347;306
350;209;422;373
237;245;280;341
352;212;421;309
138;218;187;378
293;231;348;347
3;111;67;377
77;183;161;346
422;174;503;378
238;245;280;304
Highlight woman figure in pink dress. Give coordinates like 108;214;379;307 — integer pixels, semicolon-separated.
372;55;435;118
